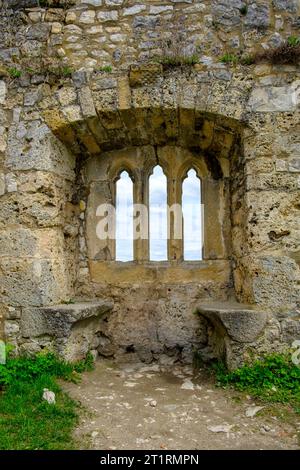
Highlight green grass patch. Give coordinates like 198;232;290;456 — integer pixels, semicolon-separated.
240;54;255;65
0;351;94;450
213;353;300;411
97;65;113;73
8;67;22;78
219;53;239;65
287;36;300;47
58;66;73;78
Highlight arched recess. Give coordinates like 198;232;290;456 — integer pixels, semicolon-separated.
4;70;275;365
42;98;244;300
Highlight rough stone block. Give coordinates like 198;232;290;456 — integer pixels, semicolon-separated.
197;303;267;343
273;0;298;13
78;86;97;117
0;228;65;259
0;174;5;196
244;2;270;29
6;121;75;178
197;302;269;369
21;301;114;361
129;64;163;88
0;257;71;307
0;81;6;105
248;82;299;112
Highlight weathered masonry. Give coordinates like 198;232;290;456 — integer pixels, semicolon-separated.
0;0;299;369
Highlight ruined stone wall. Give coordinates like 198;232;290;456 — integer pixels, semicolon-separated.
1;1;300;72
0;0;299;362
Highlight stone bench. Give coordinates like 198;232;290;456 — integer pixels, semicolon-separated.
196;302;268;370
21;300;113;362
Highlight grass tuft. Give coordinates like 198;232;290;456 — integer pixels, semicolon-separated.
219;53;239;65
154;54;199;68
97;65;113;73
240;54;255;65
8;67;21;78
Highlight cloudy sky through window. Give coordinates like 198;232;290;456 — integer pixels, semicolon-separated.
115;171;134;261
182;169;202;260
149;166;168;261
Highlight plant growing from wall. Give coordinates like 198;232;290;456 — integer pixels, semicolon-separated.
240;54;255;65
255;37;300;65
219;53;239;65
155;53;199;67
8;51;74;83
8;67;22;78
59;66;73;78
97;65;113;73
287;36;300;47
154;12;199;68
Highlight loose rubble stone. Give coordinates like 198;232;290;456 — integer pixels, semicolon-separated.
245;406;265;418
208;424;234;433
42;389;56;405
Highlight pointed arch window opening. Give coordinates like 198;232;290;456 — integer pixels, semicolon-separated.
149;165;168;261
182;169;203;261
115;170;134;262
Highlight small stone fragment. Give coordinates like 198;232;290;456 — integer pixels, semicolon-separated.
245;406;264;418
181;380;194;390
208;424;234;433
42;388;56;405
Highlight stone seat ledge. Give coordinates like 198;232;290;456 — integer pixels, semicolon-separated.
40;300;113;323
21;300;114;340
196;302;268;343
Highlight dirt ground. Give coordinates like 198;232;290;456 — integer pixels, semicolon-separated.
63;358;300;450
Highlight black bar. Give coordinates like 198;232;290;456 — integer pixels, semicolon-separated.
0;450;298;467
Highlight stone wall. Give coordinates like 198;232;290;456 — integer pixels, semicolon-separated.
1;1;300;71
0;0;299;363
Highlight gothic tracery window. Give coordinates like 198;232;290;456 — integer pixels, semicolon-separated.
113;165;203;262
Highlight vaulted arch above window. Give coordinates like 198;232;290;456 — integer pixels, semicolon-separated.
115;171;134;261
182;169;203;261
149;165;168;261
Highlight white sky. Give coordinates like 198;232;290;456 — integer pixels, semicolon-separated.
115;168;202;261
182;169;202;260
115;171;134;261
149;166;168;261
